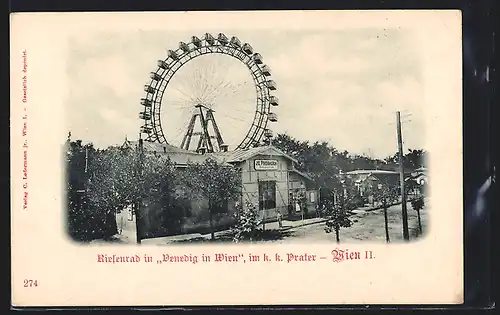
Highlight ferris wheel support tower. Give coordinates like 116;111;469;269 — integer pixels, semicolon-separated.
180;104;227;153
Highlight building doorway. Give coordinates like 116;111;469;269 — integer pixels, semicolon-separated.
258;180;276;211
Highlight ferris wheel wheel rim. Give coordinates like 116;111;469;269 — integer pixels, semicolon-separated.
140;35;277;150
152;50;268;149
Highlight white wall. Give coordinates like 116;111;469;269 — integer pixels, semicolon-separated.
236;153;292;219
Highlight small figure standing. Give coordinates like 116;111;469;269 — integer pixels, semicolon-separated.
316;203;324;218
117;209;125;235
276;209;283;228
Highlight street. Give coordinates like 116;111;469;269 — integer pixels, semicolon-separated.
141;201;429;245
272;202;429;244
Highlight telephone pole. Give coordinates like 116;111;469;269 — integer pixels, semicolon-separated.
396;111;410;241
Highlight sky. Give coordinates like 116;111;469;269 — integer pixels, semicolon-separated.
66;27;425;159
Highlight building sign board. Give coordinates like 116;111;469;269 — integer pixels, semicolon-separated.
254;159;278;170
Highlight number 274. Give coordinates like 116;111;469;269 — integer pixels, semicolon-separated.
24;279;38;287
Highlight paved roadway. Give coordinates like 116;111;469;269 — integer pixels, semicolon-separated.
141;200;429;245
272;202;429;244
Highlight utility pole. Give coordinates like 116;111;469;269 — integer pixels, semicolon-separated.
84;146;89;174
396;111;410;241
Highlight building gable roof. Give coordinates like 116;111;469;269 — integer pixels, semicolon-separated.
345;169;399;176
290;168;314;182
121;140;229;166
122;140;199;155
215;145;298;164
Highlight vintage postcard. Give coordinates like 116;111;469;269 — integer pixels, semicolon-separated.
10;10;463;307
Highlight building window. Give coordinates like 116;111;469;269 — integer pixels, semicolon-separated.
310;191;316;203
258;180;276;210
212;199;229;214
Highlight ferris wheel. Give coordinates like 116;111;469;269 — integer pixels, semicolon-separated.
139;33;279;153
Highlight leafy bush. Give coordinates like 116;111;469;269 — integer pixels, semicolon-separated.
411;196;425;211
324;200;353;243
411;196;425;235
232;201;260;243
351;194;366;208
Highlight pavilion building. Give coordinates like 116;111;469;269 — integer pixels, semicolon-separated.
120;139;318;238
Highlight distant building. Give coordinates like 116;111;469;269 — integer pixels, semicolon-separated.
407;167;428;185
120;139;234;238
345;169;401;198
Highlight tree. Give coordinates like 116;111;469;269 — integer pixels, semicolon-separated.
66;140;96;241
182;157;242;240
272;133;310;172
374;184;398;243
111;144;177;243
232;201;259;243
351;154;377;170
324;199;353;243
67;139;177;243
137;147;179;241
67;142;127;241
306;141;341;202
404;149;427;170
410;196;425;235
273;134;342;204
85;146;121;239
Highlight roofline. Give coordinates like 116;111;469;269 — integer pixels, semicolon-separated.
226;145;298;164
345;169;399;174
289;169;314;182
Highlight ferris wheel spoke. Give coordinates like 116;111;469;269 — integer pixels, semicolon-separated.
191;69;206;98
204;62;231;92
219;112;253;124
169;97;193;105
169;99;191;106
170;105;195;111
218;120;240;137
198;81;212;102
173;121;191;143
202;80;232;103
214;83;252;100
198;62;216;87
231;108;260;115
173;78;196;98
176;65;208;99
169;86;197;103
194;68;220;103
206;67;239;96
170;107;197;142
171;77;200;101
225;94;261;104
166;100;194;109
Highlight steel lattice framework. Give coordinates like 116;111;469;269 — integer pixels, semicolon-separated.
139;32;279;151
